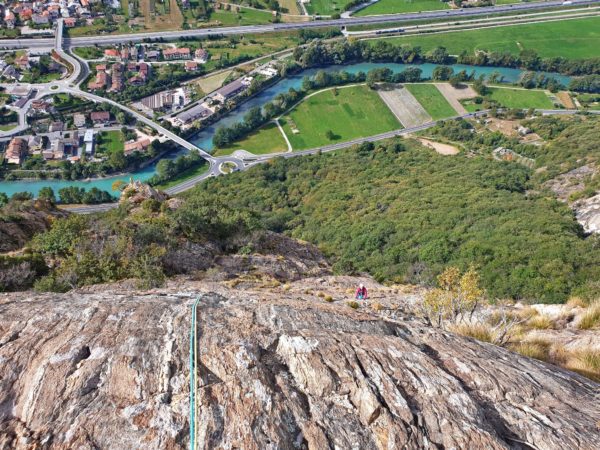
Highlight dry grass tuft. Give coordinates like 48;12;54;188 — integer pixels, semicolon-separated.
577;301;600;330
527;314;556;330
347;301;359;309
566;296;587;308
371;302;383;312
517;306;539;320
565;348;600;382
450;323;493;343
324;295;334;303
511;338;552;362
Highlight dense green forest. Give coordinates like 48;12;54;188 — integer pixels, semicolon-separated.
183;136;600;303
12;116;600;303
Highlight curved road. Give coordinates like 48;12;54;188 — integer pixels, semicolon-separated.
0;0;599;49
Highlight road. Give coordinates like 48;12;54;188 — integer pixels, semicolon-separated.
0;0;599;49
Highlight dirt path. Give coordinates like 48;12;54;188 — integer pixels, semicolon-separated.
418;138;459;156
376;84;431;128
434;83;477;115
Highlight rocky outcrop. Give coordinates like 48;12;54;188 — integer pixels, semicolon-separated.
0;200;68;253
1;278;599;449
119;180;168;205
573;193;600;233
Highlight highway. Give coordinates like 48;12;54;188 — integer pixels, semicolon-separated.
0;0;599;49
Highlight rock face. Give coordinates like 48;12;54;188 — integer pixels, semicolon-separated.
1;279;599;449
0;291;191;450
573;193;600;233
0;200;68;253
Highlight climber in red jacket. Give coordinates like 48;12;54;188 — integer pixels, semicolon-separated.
355;283;368;300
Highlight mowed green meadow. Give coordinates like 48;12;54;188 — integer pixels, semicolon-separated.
487;87;555;109
281;85;401;150
305;0;354;15
213;122;289;156
405;84;457;120
356;0;449;17
375;16;600;59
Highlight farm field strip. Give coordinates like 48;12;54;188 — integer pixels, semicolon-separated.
355;0;450;17
369;15;600;59
404;84;458;120
376;84;432;127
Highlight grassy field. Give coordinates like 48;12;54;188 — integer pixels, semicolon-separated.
306;0;355;15
405;84;457;120
214;122;289;156
192;70;232;95
487;87;555;109
280;85;401;150
73;47;104;59
155;162;209;190
96;131;124;154
375;16;600;59
355;0;449;16
209;8;273;26
279;0;302;14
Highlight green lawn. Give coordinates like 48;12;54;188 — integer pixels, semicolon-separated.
0;123;17;131
356;0;449;16
405;84;457;120
488;87;554;109
209;8;273;26
306;0;354;15
280;85;401;150
214;122;288;156
96;131;124;154
155;162;209;190
376;16;600;59
73;46;104;59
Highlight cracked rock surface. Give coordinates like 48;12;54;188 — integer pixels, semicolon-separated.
1;281;599;449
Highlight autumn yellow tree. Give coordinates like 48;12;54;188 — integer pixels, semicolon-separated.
423;266;484;328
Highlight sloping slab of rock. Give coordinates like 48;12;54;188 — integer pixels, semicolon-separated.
377;84;431;128
0;292;192;450
197;295;600;449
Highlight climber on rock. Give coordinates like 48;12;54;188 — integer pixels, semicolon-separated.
355;283;368;301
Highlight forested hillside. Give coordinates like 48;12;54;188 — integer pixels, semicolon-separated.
184;138;600;303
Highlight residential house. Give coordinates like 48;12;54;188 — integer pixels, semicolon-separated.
185;61;198;72
27;135;43;153
95;64;107;71
109;63;123;92
73;113;86;128
88;71;108;90
64;131;79;155
31;14;49;25
51;139;64;159
64;17;76;27
4;11;15;29
3;65;21;81
124;137;151;155
83;129;94;154
5;138;27;165
194;48;208;63
14;55;29;70
141;91;173;111
30;100;51;115
162;47;190;60
120;47;129;60
90;111;110;125
104;49;119;59
146;50;160;61
49;121;64;132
